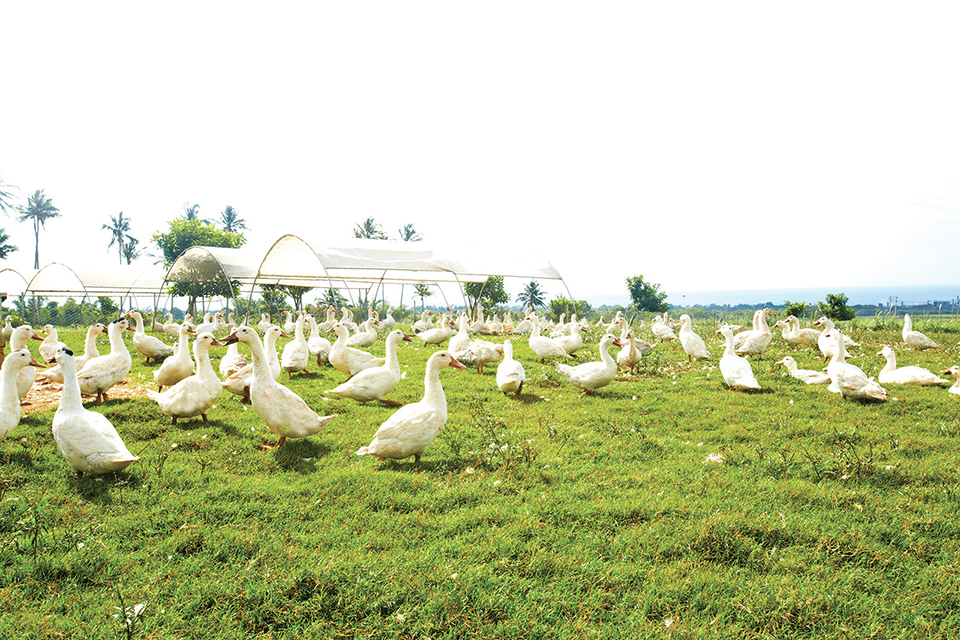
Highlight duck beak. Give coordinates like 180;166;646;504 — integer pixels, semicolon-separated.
401;333;413;342
223;331;239;345
210;339;224;347
29;357;47;368
449;356;467;370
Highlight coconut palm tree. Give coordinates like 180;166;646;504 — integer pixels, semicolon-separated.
413;283;433;312
219;205;247;233
353;217;387;239
17;189;60;268
516;280;546;309
122;237;142;265
0;228;17;259
102;211;133;264
0;176;17;217
182;202;211;224
398;223;422;242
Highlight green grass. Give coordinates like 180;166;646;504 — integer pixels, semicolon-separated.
3;319;960;638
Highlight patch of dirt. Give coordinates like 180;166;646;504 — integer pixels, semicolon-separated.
21;378;153;415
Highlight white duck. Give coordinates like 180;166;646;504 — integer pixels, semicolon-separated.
735;308;772;357
162;313;181;337
154;324;196;391
257;313;273;334
785;316;820;347
1;317;14;345
454;338;504;374
718;325;761;391
39;325;68;364
381;308;397;331
876;346;947;386
356;350;464;463
328;322;385;378
902;314;938;350
8;325;43;399
327;329;412;404
148;332;224;424
776;356;831;385
306;314;332;365
40;323;107;385
814;316;859;361
826;330;887;401
553;333;622;394
1;349;46;438
941;365;960;396
496;340;526;396
282;310;296;334
678;314;709;362
417;314;455;347
51;346;139;477
411;311;434;334
616;329;643;373
348;318;380;348
225;326;337;448
527;313;569;362
125;310;174;363
280;313;310;376
150;311;165;333
651;315;677;342
222;325;285;403
317;306;338;333
555;322;588;355
219;341;248;380
77;318;134;403
615;317;654;356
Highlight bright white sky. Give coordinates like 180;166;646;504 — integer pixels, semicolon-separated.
2;2;960;307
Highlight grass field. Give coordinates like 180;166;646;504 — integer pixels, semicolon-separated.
3;314;960;639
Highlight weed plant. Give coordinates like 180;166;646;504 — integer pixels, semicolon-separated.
3;318;960;638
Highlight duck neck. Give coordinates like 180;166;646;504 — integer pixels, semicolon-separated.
58;356;85;412
1;362;21;415
723;330;737;356
84;327;102;358
194;342;215;380
245;335;271;380
108;324;127;354
422;359;447;410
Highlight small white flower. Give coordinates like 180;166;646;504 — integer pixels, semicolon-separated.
76;542;84;550
493;480;501;487
450;573;458;580
704;453;726;465
395;612;405;622
664;618;673;627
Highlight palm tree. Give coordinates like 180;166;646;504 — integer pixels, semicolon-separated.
102;211;133;264
516;280;546;309
0;176;17;216
353;217;387;239
398;223;422;242
0;228;17;259
219;205;247;233
182;202;211;224
122;237;142;265
17;189;60;268
413;283;433;312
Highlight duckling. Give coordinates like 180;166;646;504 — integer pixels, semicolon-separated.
776;356;831;385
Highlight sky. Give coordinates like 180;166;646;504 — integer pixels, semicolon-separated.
2;2;960;308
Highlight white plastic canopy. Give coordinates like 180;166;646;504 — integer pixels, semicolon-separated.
162;235;570;304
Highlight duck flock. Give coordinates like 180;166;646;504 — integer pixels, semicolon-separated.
1;304;956;478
